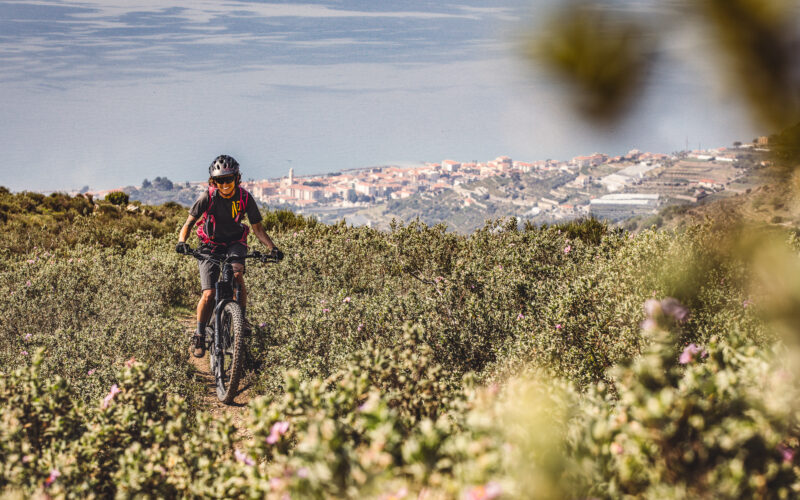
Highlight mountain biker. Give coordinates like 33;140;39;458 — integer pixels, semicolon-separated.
176;154;283;358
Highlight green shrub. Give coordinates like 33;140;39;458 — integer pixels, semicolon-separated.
105;191;129;206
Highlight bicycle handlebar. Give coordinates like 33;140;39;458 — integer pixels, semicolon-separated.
183;247;280;265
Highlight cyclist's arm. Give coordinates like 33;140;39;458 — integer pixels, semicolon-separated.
251;222;277;251
178;214;198;243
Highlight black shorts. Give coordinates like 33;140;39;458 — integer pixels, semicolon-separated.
198;242;247;291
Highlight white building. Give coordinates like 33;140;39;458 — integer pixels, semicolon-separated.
589;193;660;220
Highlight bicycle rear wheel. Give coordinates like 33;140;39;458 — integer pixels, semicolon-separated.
212;301;245;403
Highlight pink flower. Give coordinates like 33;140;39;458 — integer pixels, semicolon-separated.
102;384;121;409
743;299;752;308
564;245;571;254
234;449;255;466
297;467;310;478
640;319;658;331
24;333;32;341
343;297;351;303
322;308;330;313
466;481;502;500
21;350;28;356
661;297;690;323
779;443;795;463
610;442;624;455
555;324;563;330
125;357;136;367
381;487;408;500
27;259;35;264
26;281;32;287
517;313;524;320
87;369;96;376
44;469;60;487
357;323;364;332
22;455;32;463
435;276;444;283
679;344;703;364
266;421;290;444
259;322;267;328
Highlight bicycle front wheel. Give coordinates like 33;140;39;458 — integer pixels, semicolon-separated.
213;301;245;404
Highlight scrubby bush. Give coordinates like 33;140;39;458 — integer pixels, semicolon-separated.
105;191;130;206
1;198;797;497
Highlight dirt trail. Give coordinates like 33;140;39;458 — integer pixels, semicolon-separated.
180;315;255;447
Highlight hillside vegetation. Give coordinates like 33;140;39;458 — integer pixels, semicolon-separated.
1;188;799;498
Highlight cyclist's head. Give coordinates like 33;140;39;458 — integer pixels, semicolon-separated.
208;154;241;196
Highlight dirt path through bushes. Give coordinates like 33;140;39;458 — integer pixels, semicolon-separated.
181;315;255;447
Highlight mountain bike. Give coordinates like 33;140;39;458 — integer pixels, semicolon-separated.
185;247;278;404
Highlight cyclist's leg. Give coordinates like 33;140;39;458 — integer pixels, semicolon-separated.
194;247;220;357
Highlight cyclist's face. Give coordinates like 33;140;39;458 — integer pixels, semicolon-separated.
215;177;236;196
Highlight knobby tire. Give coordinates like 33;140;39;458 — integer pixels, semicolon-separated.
215;301;245;404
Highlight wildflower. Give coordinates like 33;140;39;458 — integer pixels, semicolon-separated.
259;322;267;328
498;265;503;271
465;481;502;500
564;245;571;254
27;259;35;264
343;296;351;303
102;384;121;409
125;357;136;367
610;442;624;455
22;455;32;463
234;449;255;466
644;298;662;319
555;324;563;330
297;467;310;478
381;487;408;500
679;344;703;364
517;313;524;320
26;281;32;287
357;323;364;332
267;421;290;444
661;297;689;324
322;308;330;313
87;369;96;376
44;469;60;487
21;350;28;356
24;333;32;341
435;276;444;283
743;299;752;308
779;443;796;463
640;319;658;331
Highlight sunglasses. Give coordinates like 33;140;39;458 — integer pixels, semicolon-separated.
213;175;236;185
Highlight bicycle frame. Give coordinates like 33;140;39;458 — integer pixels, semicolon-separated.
189;249;276;359
183;245;278;403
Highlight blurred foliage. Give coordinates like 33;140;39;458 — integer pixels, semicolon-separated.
532;0;800;132
531;3;655;122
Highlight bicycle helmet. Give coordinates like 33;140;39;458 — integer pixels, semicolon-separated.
209;155;240;178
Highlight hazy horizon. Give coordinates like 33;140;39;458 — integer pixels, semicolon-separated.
0;0;762;193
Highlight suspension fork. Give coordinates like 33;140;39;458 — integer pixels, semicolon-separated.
213;298;235;358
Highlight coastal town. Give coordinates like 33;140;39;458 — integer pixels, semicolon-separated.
235;138;768;231
101;137;770;233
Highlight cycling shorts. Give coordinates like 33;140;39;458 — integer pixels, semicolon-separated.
198;242;247;291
